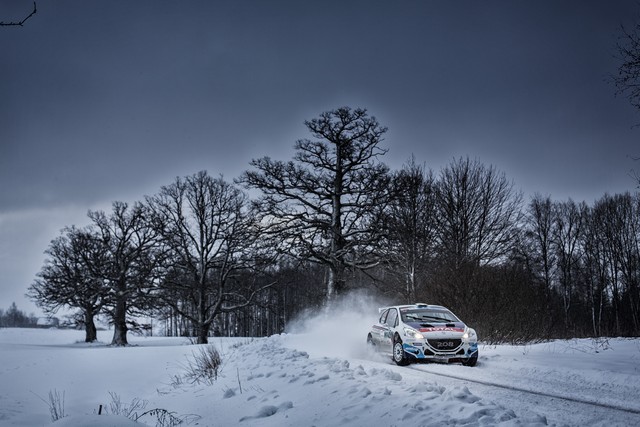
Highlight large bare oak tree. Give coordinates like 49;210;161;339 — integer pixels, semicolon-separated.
28;225;109;342
241;107;391;304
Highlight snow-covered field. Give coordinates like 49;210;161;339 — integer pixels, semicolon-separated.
1;310;640;426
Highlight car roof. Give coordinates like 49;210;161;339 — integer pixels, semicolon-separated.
378;303;448;313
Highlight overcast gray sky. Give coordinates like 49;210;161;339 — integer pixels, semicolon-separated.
1;0;639;316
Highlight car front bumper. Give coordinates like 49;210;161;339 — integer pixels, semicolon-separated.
402;340;478;363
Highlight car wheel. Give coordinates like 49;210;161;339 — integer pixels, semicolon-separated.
462;355;478;367
367;334;375;347
392;337;410;366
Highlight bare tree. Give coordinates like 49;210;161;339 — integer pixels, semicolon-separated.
580;204;608;337
147;171;269;344
617;193;640;332
383;157;437;302
241;107;391;305
551;199;584;330
525;194;556;289
435;157;523;268
588;193;640;335
613;20;640;114
89;202;160;346
27;226;108;342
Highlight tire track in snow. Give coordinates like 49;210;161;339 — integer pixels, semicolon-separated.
407;365;640;416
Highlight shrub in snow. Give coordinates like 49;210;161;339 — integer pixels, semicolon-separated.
183;344;222;385
32;389;66;422
101;392;200;426
136;408;200;427
102;392;147;419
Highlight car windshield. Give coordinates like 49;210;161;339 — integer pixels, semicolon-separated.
400;308;459;323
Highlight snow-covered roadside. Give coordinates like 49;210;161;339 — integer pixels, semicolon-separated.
174;334;543;426
0;328;243;426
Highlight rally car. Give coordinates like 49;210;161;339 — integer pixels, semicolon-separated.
367;303;478;366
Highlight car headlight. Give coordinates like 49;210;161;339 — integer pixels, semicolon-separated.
462;328;477;341
403;327;424;340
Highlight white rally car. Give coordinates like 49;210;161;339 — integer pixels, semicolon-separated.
367;303;478;366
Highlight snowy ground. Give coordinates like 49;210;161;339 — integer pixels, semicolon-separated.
1;313;639;426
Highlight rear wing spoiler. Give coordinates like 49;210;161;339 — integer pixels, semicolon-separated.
378;303;429;314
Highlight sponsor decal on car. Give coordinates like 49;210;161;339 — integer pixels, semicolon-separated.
419;326;464;333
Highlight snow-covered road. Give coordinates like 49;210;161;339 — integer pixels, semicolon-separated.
407;345;640;425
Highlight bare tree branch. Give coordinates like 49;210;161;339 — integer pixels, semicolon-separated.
0;2;36;27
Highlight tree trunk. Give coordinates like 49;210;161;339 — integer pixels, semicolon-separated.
84;308;98;343
407;263;416;303
196;282;210;344
326;145;345;306
197;323;210;344
326;264;345;305
112;313;128;345
111;284;128;346
111;318;128;345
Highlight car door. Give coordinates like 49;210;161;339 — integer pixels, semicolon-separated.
383;308;399;352
371;309;390;346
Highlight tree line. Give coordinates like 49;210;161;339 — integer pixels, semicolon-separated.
28;107;640;345
0;302;38;328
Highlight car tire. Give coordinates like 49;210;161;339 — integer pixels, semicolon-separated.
367;334;375;347
392;336;410;366
462;354;478;367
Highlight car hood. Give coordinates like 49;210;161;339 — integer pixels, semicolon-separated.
405;321;467;336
